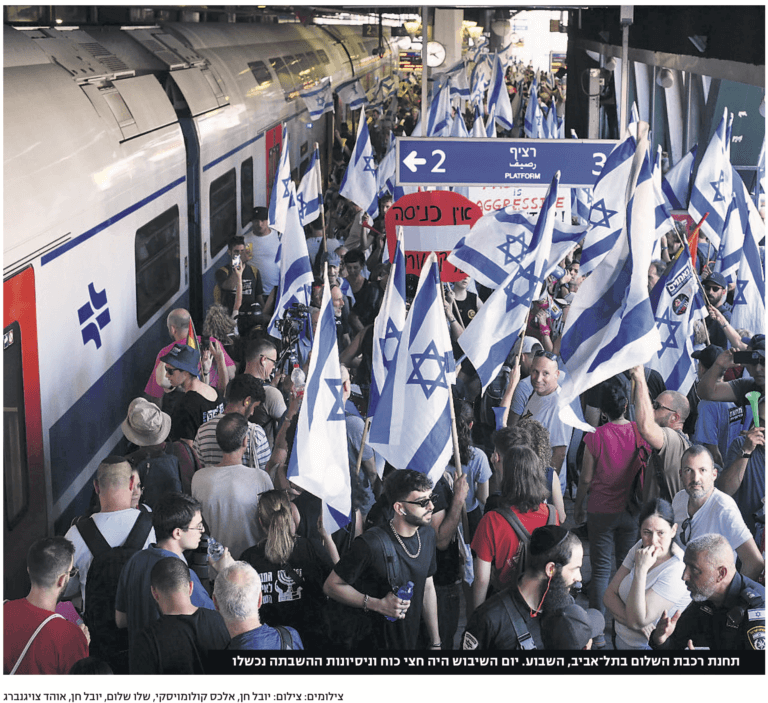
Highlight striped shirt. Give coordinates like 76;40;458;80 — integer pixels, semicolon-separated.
193;416;271;471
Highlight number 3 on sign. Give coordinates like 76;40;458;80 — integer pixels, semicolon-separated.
432;150;446;173
592;152;606;176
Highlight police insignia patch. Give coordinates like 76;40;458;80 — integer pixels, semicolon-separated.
747;625;765;650
462;631;479;650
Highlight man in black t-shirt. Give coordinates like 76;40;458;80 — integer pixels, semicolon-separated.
323;470;441;650
214;236;264;316
130;558;230;674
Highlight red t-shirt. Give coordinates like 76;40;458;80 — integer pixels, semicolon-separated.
471;503;559;587
4;599;89;674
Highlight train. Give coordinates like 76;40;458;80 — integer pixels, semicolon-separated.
3;19;397;599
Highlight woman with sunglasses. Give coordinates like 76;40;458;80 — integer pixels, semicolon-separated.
573;383;651;647
604;499;690;649
240;490;339;650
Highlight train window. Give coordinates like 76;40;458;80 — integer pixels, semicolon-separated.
4;322;29;531
248;60;272;88
270;56;296;97
241;157;254;229
135;206;180;327
209;169;237;257
316;49;330;66
296;53;316;83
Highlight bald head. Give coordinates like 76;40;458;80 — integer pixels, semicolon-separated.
167;309;190;340
96;457;132;492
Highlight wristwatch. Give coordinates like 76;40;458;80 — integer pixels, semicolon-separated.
741;451;753;459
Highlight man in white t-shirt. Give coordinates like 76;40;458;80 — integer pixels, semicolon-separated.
63;458;156;607
671;445;764;581
244;207;280;294
514;350;572;493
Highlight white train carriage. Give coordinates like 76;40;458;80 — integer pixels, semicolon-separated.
3;20;395;599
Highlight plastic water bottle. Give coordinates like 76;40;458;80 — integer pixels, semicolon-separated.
291;363;306;399
207;536;225;562
386;581;414;622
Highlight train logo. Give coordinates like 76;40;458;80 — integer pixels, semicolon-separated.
77;283;111;349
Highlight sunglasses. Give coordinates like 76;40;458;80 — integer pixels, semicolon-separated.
652;400;675;413
401;494;438;509
534;350;558;361
680;517;692;546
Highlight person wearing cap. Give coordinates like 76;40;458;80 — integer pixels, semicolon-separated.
305;219;342;272
462;526;583;650
701;272;732;349
122;397;201;500
697;334;765;408
722;394;765;534
245;206;280;294
603;499;690;649
214;235;264;318
541;604;604;650
161;343;224;445
691;346;753;469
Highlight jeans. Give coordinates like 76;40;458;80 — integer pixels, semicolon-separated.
434;582;461;650
587;510;638;615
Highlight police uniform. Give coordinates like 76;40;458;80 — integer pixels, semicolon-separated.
650;572;765;650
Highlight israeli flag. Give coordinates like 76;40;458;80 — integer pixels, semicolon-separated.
268;181;314;338
336;78;368;110
543;105;557;139
647;246;709;395
369;229;407;417
440;59;470;100
559;127;661;432
662;145;697;210
459;174;561;393
485;105;497;138
571;187;594;226
496;42;515;70
296;144;322;227
471;105;486;139
376;136;397;197
689;108;733;250
368;254;454;487
268;126;292;234
300;77;334;121
488;54;514;131
579;129;638;275
450;106;469;138
470;55;492;107
729;174;766;334
426;78;452;137
339;109;379;218
287;272;351;533
449;207;585;291
470;35;489;64
652;145;677;243
524;77;543;139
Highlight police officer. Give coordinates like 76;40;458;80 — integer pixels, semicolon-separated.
650;533;765;650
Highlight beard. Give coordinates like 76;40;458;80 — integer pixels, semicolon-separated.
540;567;573;614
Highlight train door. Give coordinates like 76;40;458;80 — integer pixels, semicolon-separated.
266;124;283;209
4;266;47;600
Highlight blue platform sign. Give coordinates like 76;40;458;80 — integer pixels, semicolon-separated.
396;137;618;188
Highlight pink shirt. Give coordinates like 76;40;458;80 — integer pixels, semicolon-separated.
144;336;235;398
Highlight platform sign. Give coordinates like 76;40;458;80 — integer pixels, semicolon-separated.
385;190;483;281
396;137;617;188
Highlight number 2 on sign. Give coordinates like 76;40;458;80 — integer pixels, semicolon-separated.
592;152;607;176
432;150;446;173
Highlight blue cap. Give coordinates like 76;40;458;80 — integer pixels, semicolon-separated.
703;271;727;289
160;343;200;378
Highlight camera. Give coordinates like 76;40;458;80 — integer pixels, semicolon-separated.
733;351;761;365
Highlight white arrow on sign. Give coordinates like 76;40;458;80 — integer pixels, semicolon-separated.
403;150;427;173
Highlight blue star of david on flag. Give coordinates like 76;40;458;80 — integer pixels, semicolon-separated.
732;278;749;306
282;176;292;199
379;319;402;369
497;231;528;266
296;193;309;221
590;198;618;229
324;379;346;421
710;170;726;202
655;307;682;355
407;340;449;400
363;155;377;173
504;260;537;312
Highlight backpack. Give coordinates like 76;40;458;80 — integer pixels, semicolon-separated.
76;512;152;673
133;445;184;508
479;365;511;430
273;624;296;650
493;504;557;584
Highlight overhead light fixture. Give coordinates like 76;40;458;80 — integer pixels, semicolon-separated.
491;19;509;37
688;35;707;53
605;57;617;71
467;26;484;39
657;68;675;89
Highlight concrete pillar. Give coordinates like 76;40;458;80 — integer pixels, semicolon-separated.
434;8;464;68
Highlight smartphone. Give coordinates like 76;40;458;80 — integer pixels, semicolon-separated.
733;351;760;365
56;601;83;626
232;254;241;268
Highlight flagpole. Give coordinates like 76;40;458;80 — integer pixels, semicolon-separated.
672;214;711;345
355;417;372;477
316;141;327;255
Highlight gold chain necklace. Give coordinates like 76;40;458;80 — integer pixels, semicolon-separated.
389;518;421;559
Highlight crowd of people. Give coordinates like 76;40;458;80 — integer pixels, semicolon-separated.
4;65;765;675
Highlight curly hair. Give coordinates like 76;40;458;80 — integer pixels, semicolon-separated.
203;303;237;341
453;399;474;467
517;419;553;469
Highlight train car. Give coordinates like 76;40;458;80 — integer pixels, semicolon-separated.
3;20;395;599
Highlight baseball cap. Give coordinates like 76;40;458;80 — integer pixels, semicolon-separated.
541;604;606;650
522;336;543;354
691;344;724;370
252;206;268;221
749;334;765;356
702;272;727;289
160;343;201;378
